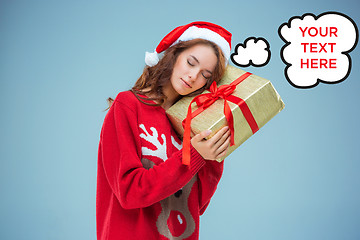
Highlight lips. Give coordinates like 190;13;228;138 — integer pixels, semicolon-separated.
181;78;192;88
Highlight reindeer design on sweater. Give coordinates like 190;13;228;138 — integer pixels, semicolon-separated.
139;124;196;239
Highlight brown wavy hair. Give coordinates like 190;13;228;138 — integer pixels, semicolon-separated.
107;38;226;108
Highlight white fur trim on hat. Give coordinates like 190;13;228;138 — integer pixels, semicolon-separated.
173;26;231;62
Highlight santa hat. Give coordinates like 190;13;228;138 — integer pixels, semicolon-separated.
145;21;232;67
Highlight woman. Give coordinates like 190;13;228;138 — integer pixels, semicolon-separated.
97;21;232;240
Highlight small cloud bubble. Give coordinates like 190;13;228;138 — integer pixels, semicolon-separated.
231;37;271;67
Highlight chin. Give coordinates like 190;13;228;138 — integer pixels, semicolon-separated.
177;90;190;96
180;88;195;96
173;85;191;96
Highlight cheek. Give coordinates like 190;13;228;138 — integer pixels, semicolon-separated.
178;61;189;74
194;78;208;91
171;61;183;81
173;57;187;74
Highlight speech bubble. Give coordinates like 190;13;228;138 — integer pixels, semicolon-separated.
231;37;271;67
279;12;358;88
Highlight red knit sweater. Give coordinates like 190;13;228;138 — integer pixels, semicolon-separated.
96;91;224;240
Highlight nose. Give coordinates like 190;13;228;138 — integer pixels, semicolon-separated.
188;68;199;82
167;210;187;237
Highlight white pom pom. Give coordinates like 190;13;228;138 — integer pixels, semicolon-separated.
145;51;160;67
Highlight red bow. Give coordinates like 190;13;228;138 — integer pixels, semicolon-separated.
182;72;259;165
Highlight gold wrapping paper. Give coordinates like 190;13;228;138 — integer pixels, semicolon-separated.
166;65;285;162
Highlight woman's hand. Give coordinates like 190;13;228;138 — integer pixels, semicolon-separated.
190;126;231;160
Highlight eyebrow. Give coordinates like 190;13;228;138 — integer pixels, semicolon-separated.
190;55;213;74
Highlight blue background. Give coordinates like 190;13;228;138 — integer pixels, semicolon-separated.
1;0;359;239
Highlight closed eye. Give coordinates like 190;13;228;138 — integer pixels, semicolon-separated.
187;60;194;66
202;73;211;80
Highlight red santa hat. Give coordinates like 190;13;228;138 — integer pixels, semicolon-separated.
145;21;232;67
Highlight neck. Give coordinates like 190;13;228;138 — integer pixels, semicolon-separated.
161;82;181;110
140;83;181;110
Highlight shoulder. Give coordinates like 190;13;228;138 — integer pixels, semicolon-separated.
114;90;137;104
114;90;159;109
111;90;162;118
113;91;139;111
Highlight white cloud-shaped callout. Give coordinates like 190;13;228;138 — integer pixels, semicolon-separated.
279;12;358;88
231;37;271;67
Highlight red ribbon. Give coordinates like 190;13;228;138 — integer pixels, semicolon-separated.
182;72;259;165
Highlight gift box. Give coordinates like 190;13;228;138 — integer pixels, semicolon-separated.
166;65;285;163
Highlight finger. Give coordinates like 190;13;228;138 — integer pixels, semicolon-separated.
215;136;230;156
215;136;231;156
213;129;231;149
193;129;212;142
208;126;229;144
216;147;228;160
